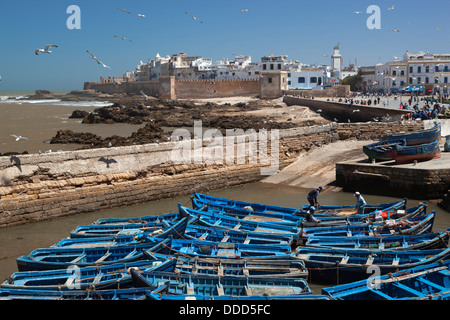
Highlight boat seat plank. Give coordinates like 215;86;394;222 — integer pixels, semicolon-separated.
70;253;86;264
340;256;349;264
365;256;375;266
216;284;224;296
95;252;111;264
186;284;194;295
93;273;103;284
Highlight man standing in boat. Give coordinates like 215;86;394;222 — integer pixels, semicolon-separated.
307;187;322;208
355;192;367;214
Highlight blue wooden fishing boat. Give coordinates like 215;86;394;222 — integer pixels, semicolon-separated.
393;139;441;165
16;237;171;271
193;192;407;217
387;122;441;146
2;258;175;291
172;255;308;279
194;198;426;227
69;215;190;238
130;268;313;298
146;292;332;300
322;259;450;300
93;212;181;225
152;238;294;260
0;287;154;300
295;246;450;285
179;205;302;240
300;212;436;238
183;223;294;246
303;230;450;250
55;216;190;248
363;139;406;161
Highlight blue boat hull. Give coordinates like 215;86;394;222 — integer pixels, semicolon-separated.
387;123;441;146
322;259;450;300
295;247;450;285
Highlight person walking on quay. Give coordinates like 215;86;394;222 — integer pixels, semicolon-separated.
307;186;322;208
355;191;366;214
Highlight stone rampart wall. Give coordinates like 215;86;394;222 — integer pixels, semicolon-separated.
0;122;425;227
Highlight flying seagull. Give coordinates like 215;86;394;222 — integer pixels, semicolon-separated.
10;135;28;141
35;44;58;55
185;12;203;23
118;8;131;14
388;5;395;11
353;11;363;14
137;14;145;18
241;9;248;13
114;35;132;42
392;29;400;32
86;50;111;69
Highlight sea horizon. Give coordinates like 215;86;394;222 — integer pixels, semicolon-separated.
0;89;79;96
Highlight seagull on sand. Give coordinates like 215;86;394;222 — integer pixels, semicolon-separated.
140;90;148;100
10;135;28;141
35;44;58;55
118;8;131;14
114;35;132;42
185;12;203;23
86;50;111;69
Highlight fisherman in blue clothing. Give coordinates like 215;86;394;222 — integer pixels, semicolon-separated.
307;186;322;208
354;192;366;215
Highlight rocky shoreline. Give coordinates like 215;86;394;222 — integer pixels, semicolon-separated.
32;90;328;150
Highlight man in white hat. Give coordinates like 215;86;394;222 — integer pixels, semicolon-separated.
305;206;321;223
354;192;366;214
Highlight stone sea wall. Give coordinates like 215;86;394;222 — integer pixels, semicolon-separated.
0;122;423;228
336;162;450;200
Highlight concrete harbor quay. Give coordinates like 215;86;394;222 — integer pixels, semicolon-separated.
336;145;450;201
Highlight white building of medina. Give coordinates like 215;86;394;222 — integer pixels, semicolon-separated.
131;52;329;88
374;51;450;95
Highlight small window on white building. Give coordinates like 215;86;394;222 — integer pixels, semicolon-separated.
310;77;317;83
298;77;305;83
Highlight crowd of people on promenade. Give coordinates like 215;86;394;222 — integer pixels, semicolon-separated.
291;91;450;120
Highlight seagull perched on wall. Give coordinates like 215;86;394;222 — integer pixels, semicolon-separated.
35;44;58;55
114;35;132;42
86;50;111;69
118;8;131;14
185;12;203;23
10;135;28;141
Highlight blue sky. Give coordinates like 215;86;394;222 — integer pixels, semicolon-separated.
0;0;449;91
